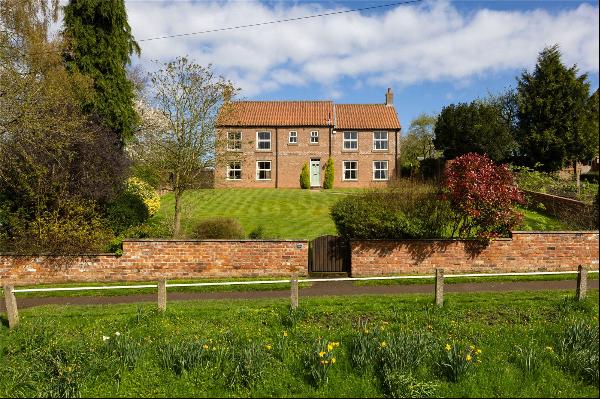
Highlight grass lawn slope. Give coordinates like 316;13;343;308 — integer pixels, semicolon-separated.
151;189;567;240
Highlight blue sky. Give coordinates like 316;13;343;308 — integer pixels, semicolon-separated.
124;0;599;127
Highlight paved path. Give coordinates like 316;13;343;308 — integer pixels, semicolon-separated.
2;279;597;311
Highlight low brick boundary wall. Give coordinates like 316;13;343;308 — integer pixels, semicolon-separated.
523;190;594;224
351;231;599;276
0;240;308;286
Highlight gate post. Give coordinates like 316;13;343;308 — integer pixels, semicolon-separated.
3;285;19;329
158;279;167;311
435;268;444;307
290;273;299;310
576;265;587;301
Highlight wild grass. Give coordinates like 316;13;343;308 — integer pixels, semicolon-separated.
0;290;597;397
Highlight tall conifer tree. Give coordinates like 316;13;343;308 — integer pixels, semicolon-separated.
516;45;598;172
63;0;140;143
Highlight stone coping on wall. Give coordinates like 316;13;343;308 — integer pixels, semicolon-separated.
522;189;591;205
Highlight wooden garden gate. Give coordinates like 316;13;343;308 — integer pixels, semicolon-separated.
309;235;350;274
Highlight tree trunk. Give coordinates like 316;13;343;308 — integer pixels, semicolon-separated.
174;189;182;238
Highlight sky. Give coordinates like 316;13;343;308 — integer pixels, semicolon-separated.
119;0;599;127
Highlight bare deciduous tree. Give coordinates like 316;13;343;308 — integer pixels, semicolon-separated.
130;57;238;237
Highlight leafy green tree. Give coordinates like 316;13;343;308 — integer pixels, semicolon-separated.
434;99;516;162
323;158;335;189
63;0;140;143
516;45;598;172
0;0;128;253
399;113;437;169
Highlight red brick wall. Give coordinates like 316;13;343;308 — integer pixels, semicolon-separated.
523;190;594;222
0;240;308;286
351;231;599;276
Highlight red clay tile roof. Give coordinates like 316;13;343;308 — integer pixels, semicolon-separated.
334;104;401;130
218;100;401;130
217;101;334;127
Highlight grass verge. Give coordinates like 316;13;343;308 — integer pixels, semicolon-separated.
0;290;597;397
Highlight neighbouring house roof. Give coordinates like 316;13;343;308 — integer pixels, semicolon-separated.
217;100;401;130
334;104;401;130
217;101;334;127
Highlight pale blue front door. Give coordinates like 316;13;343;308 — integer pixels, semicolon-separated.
310;159;320;187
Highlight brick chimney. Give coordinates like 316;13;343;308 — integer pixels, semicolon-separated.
385;88;393;106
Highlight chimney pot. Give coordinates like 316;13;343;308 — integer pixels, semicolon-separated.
385;88;393;106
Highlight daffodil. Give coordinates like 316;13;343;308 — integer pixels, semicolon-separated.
475;349;482;355
319;351;326;357
331;357;336;364
327;343;334;351
545;346;554;352
283;331;288;337
265;344;272;350
202;344;209;350
380;341;387;348
466;354;472;362
445;343;452;352
115;332;121;336
102;336;110;342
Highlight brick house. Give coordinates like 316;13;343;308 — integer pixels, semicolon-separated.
215;89;401;188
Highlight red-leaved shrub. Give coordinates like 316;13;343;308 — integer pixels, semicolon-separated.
443;153;524;238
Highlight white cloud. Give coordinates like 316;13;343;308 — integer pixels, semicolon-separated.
124;0;599;96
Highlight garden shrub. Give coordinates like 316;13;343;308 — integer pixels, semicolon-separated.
107;177;160;234
248;225;267;239
5;198;113;254
443;153;524;238
323;157;334;189
190;217;245;239
300;163;310;189
330;180;454;239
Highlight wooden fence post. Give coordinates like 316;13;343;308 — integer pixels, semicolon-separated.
435;268;444;307
158;279;167;311
576;265;587;301
3;285;19;329
290;273;299;310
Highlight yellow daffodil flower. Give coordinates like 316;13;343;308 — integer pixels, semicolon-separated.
466;354;472;362
445;343;452;352
319;351;326;357
380;341;387;348
331;357;336;364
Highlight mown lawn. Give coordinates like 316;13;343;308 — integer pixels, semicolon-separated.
0;291;597;397
151;188;567;240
